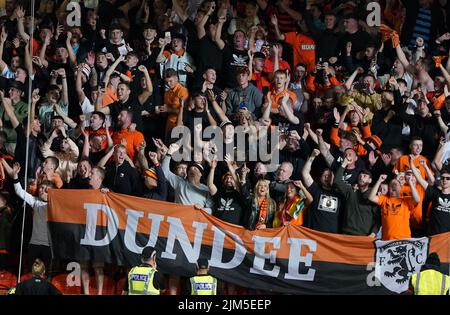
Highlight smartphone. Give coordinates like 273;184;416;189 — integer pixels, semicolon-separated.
165;31;171;40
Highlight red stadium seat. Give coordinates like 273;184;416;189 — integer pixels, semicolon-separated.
50;273;82;295
0;271;17;294
19;272;33;282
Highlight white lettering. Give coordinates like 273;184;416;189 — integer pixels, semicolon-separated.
80;203;119;246
250;236;281;278
66;262;80;287
66;2;81;27
284;238;316;281
161;217;207;262
209;226;246;269
366;2;381;27
124;209;164;253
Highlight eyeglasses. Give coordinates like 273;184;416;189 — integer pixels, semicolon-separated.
441;176;450;181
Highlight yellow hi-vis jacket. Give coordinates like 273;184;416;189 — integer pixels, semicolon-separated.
128;266;160;295
411;269;450;295
190;275;217;295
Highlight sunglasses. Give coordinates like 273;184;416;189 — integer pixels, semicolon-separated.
441;176;450;181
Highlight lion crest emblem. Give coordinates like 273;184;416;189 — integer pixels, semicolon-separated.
375;238;428;293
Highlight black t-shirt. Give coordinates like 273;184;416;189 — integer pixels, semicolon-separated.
194;37;224;86
331;159;366;186
425;185;450;235
183;110;211;134
221;45;248;88
109;97;144;132
14;125;45;180
305;182;342;233
14;277;61;295
212;189;247;226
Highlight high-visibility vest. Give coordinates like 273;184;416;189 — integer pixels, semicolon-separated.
411;270;450;295
127;266;160;295
190;275;217;295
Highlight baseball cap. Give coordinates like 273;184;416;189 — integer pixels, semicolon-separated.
189;162;204;176
253;52;266;60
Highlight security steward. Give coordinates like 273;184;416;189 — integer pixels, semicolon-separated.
186;258;221;295
123;246;166;295
10;259;61;295
409;252;450;295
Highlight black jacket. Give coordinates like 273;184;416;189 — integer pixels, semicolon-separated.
104;161;142;196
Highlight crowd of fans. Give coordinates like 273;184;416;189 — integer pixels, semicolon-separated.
0;0;450;294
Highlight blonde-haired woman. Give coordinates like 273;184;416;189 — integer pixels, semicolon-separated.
241;174;276;230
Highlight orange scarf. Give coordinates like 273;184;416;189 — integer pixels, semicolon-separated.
256;197;268;229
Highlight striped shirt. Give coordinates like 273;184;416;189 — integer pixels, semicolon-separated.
409;8;432;48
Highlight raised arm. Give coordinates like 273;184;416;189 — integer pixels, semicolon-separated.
24;39;33;78
316;129;334;167
408;176;420;205
269;15;285;41
57;68;69;105
97;145;115;168
137;65;153;105
207;159;218;196
293;180;313;206
410;155;428;190
65;32;77;67
279;93;299;124
368;174;387;204
0;93;19;129
103;54;125;87
54;103;77;129
214;15;227;50
0;27;9;73
15;6;30;42
395;43;416;74
206;89;229;123
302;149;320;188
196;3;214;39
172;0;189;23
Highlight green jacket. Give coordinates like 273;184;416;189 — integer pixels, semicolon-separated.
333;166;380;236
0;101;28;143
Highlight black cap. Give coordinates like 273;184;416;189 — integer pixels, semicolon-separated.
9;81;24;92
343;12;359;21
141;246;157;260
189;162;204;176
172;33;186;43
197;258;209;269
253;52;266;60
359;169;372;178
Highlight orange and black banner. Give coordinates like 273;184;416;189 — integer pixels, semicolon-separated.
48;190;450;294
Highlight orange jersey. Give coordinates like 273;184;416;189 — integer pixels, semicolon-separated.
163;83;189;132
401;184;426;229
284;32;316;72
112;128;145;161
377;195;416;240
394;155;433;180
266;88;297;109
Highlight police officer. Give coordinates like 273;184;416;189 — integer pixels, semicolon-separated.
123;246;166;295
12;259;61;295
187;258;221;295
409;252;450;295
